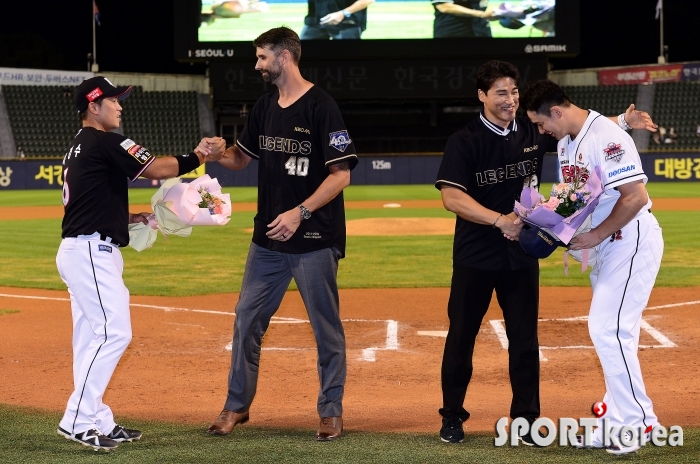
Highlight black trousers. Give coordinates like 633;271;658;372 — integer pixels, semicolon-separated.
439;264;540;423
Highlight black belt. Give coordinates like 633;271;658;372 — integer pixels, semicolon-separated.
100;234;122;247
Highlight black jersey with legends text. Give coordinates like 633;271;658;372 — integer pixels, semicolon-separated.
61;127;155;247
435;114;557;271
236;85;358;256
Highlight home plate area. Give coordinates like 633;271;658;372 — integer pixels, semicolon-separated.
224;318;399;362
418;314;677;362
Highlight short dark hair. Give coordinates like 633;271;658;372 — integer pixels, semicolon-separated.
79;97;104;121
253;27;301;64
476;60;520;94
521;79;571;116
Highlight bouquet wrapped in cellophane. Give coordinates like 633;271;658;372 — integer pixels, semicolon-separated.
514;165;603;273
128;174;231;252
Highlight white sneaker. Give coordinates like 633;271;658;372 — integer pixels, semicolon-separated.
605;429;646;455
572;428;604;448
606;442;641;455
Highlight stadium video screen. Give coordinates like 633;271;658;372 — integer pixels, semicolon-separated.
198;0;556;42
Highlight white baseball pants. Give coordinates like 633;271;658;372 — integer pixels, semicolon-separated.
588;212;663;432
56;233;132;435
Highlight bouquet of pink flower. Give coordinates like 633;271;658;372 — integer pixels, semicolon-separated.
514;166;603;246
198;187;227;215
128;174;231;252
544;183;592;217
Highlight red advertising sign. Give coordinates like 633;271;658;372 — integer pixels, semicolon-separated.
598;64;683;86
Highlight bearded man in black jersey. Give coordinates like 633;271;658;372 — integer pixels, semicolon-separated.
206;27;358;442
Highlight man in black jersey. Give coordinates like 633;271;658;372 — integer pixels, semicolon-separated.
56;76;224;451
434;61;657;445
432;0;496;38
206;27;357;441
302;0;375;40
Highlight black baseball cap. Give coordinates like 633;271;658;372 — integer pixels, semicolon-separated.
74;76;132;114
519;224;564;259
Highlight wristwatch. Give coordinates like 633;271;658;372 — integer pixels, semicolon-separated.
299;204;312;220
342;9;352;18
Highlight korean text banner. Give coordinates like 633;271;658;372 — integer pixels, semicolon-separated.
0;67;94;87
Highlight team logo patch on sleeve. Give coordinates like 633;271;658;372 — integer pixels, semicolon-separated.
603;142;625;162
120;139;136;150
329;130;352;152
120;139;151;164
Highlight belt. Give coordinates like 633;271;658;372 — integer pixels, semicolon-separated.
99;234;121;247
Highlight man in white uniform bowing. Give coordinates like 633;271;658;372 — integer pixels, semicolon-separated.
522;79;664;456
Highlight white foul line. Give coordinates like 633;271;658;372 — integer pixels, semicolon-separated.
646;300;700;310
0;292;310;322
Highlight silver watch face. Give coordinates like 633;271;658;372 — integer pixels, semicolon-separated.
300;206;311;219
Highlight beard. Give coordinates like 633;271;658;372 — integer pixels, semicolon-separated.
261;66;282;83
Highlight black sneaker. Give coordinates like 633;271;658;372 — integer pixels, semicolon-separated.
106;424;143;442
439;416;464;443
57;426;119;451
519;431;544;447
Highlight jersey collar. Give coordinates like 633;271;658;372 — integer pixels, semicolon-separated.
480;112;518;136
566;109;600;146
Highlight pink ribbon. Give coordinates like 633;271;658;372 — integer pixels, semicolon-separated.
563;249;590;276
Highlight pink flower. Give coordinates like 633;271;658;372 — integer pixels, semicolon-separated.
570;193;578;201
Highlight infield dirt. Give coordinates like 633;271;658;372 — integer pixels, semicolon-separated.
1;285;698;434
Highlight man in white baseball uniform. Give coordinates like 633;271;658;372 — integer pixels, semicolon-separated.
57;76;225;451
522;80;663;456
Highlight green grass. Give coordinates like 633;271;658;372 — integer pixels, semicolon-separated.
646;182;700;198
0;184;698;294
0;210;695;294
0;309;20;315
0;405;696;463
2;182;698;207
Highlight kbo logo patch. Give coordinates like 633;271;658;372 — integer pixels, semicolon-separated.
329;130;352;152
603;142;625;163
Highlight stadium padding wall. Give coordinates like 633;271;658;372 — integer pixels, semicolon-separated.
1;154;699;190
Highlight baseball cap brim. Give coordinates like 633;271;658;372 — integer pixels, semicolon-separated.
519;224;564;259
109;85;132;101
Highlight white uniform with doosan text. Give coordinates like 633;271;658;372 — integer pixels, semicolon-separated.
557;111;664;435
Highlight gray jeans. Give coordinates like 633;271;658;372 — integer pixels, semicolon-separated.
224;243;346;418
